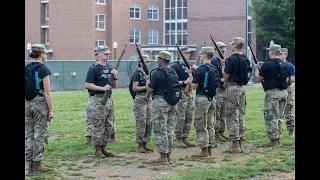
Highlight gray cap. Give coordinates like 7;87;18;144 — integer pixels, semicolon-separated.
199;46;215;54
31;44;49;53
280;48;288;54
215;42;227;52
157;51;172;61
94;46;111;55
267;44;281;52
230;37;245;45
139;55;150;61
179;46;191;53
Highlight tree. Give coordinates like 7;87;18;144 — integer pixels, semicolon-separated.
251;0;295;52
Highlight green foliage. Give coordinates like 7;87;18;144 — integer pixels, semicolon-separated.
251;0;295;51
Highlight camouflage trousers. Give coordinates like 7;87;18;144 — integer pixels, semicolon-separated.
25;95;51;161
86;96;113;146
174;91;194;139
193;95;216;149
214;88;227;132
86;96;115;138
225;84;246;141
264;89;288;140
133;94;152;143
284;86;295;131
151;96;177;153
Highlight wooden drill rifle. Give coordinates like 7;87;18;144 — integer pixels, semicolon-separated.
176;43;192;94
248;42;264;88
210;35;224;60
101;44;127;105
135;42;149;75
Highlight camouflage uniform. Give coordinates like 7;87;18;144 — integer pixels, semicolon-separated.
214;88;227;133
284;81;294;131
175;92;194;139
86;95;94;138
134;93;152;143
25;95;51;162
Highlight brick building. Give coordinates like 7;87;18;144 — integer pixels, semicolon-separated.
25;0;257;61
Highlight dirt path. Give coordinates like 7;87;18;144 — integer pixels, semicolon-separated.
25;141;294;179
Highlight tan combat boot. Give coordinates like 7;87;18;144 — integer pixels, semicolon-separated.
27;160;33;174
86;136;92;146
261;139;280;147
215;132;226;142
167;152;173;164
219;131;230;141
176;138;187;148
101;145;116;157
208;147;213;157
182;138;196;147
150;153;169;165
239;139;244;153
191;147;209;158
289;131;294;139
95;146;105;158
138;143;146;153
109;135;116;143
32;161;52;174
223;140;241;153
143;142;154;152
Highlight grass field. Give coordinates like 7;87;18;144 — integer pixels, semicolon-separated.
25;85;295;180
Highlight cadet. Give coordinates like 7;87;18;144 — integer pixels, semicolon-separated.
171;46;196;148
223;37;250;153
254;44;288;147
189;47;217;158
132;55;154;153
280;48;295;139
85;46;117;157
211;42;229;142
25;44;54;174
147;51;178;165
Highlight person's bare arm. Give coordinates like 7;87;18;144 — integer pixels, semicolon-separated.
133;81;147;92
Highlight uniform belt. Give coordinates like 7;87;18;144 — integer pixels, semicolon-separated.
152;95;163;100
228;82;242;86
93;94;104;98
266;88;285;92
136;92;147;96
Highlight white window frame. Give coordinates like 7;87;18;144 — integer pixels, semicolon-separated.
45;3;49;20
130;28;141;44
95;40;106;47
95;14;106;31
95;0;106;5
148;5;159;21
148;29;158;44
45;29;49;45
130;53;138;61
130;4;141;20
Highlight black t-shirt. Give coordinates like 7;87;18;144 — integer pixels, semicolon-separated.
85;63;113;95
171;60;189;89
192;63;216;95
132;69;147;92
27;62;51;90
211;57;223;78
259;58;282;91
224;53;248;83
148;67;173;96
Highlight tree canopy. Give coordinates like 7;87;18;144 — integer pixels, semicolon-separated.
251;0;295;51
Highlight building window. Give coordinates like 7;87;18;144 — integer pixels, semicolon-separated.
45;3;49;20
165;22;187;45
45;29;49;45
95;40;106;47
95;0;106;4
148;29;158;44
148;5;159;21
130;28;141;44
130;53;138;61
130;4;141;19
95;14;105;30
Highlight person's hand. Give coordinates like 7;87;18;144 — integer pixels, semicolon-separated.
183;78;190;84
192;64;198;70
102;84;111;91
221;78;225;83
111;69;118;79
254;64;260;70
48;111;54;119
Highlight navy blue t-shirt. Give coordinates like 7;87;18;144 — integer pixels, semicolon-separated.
224;53;249;83
192;63;216;95
148;67;173;97
171;60;189;89
85;63;113;95
285;61;295;76
259;58;282;91
132;69;147;93
27;62;51;90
